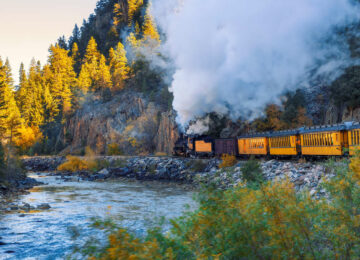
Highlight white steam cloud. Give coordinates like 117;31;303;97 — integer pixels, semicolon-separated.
152;0;360;127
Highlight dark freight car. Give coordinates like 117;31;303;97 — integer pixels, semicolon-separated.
214;139;237;156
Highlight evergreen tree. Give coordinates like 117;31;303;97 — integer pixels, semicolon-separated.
0;58;23;144
113;1;127;27
16;63;29;117
68;24;80;48
71;42;81;74
128;0;144;26
109;42;129;89
4;58;14;87
83;37;101;64
142;4;160;44
24;59;45;126
78;37;108;92
57;35;68;50
96;55;112;90
46;44;77;118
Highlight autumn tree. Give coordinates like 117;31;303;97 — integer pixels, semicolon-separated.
142;4;160;45
109;42;129;89
96;55;112;90
44;44;77;119
78;37;112;92
0;58;23;144
128;0;143;26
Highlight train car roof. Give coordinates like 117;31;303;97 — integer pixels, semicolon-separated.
344;121;360;130
238;132;270;138
268;129;299;137
299;124;346;134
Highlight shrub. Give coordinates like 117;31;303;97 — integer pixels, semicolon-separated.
187;159;207;172
241;157;264;184
57;147;99;172
219;154;237;169
57;156;92;172
107;143;123;156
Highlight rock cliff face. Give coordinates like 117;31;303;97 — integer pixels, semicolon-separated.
155;111;179;155
61;92;178;155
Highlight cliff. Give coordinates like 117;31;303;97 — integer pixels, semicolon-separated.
60;91;178;155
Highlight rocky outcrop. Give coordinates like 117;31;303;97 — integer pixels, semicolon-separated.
155;111;179;155
61;92;178;155
22;156;65;172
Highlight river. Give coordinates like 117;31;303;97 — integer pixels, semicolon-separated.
0;172;196;259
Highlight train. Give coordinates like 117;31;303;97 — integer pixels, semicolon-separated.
173;121;360;158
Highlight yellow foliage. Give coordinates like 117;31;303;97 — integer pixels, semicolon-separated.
14;125;43;150
128;0;144;26
219;154;237;169
57;155;90;172
142;4;160;44
57;147;98;172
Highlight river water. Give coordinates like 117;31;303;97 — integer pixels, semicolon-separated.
0;173;196;259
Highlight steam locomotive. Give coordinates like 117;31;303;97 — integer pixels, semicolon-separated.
174;121;360;158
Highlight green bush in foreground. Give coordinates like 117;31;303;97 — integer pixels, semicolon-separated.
241;157;264;185
76;156;360;260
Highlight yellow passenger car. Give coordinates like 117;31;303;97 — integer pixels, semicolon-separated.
346;122;360;155
268;130;299;156
300;125;347;156
194;139;213;154
238;134;268;155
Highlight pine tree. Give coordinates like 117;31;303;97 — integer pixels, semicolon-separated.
83;37;101;64
128;0;144;26
109;42;129;89
96;55;112;90
71;42;81;74
0;58;23;144
16;63;27;111
46;44;77;117
78;37;111;92
142;4;160;44
24;59;45;126
4;58;14;87
113;2;126;26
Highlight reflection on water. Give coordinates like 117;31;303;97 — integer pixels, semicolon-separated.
0;173;196;260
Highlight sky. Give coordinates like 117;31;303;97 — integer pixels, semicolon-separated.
0;0;98;85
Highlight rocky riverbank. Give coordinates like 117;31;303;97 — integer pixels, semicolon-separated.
0;177;44;213
22;156;338;197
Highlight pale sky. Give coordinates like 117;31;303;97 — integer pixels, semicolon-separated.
0;0;98;84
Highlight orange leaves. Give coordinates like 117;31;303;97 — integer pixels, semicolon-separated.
14;125;43;151
218;154;237;169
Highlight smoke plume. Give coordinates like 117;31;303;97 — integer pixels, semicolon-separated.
152;0;360;129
